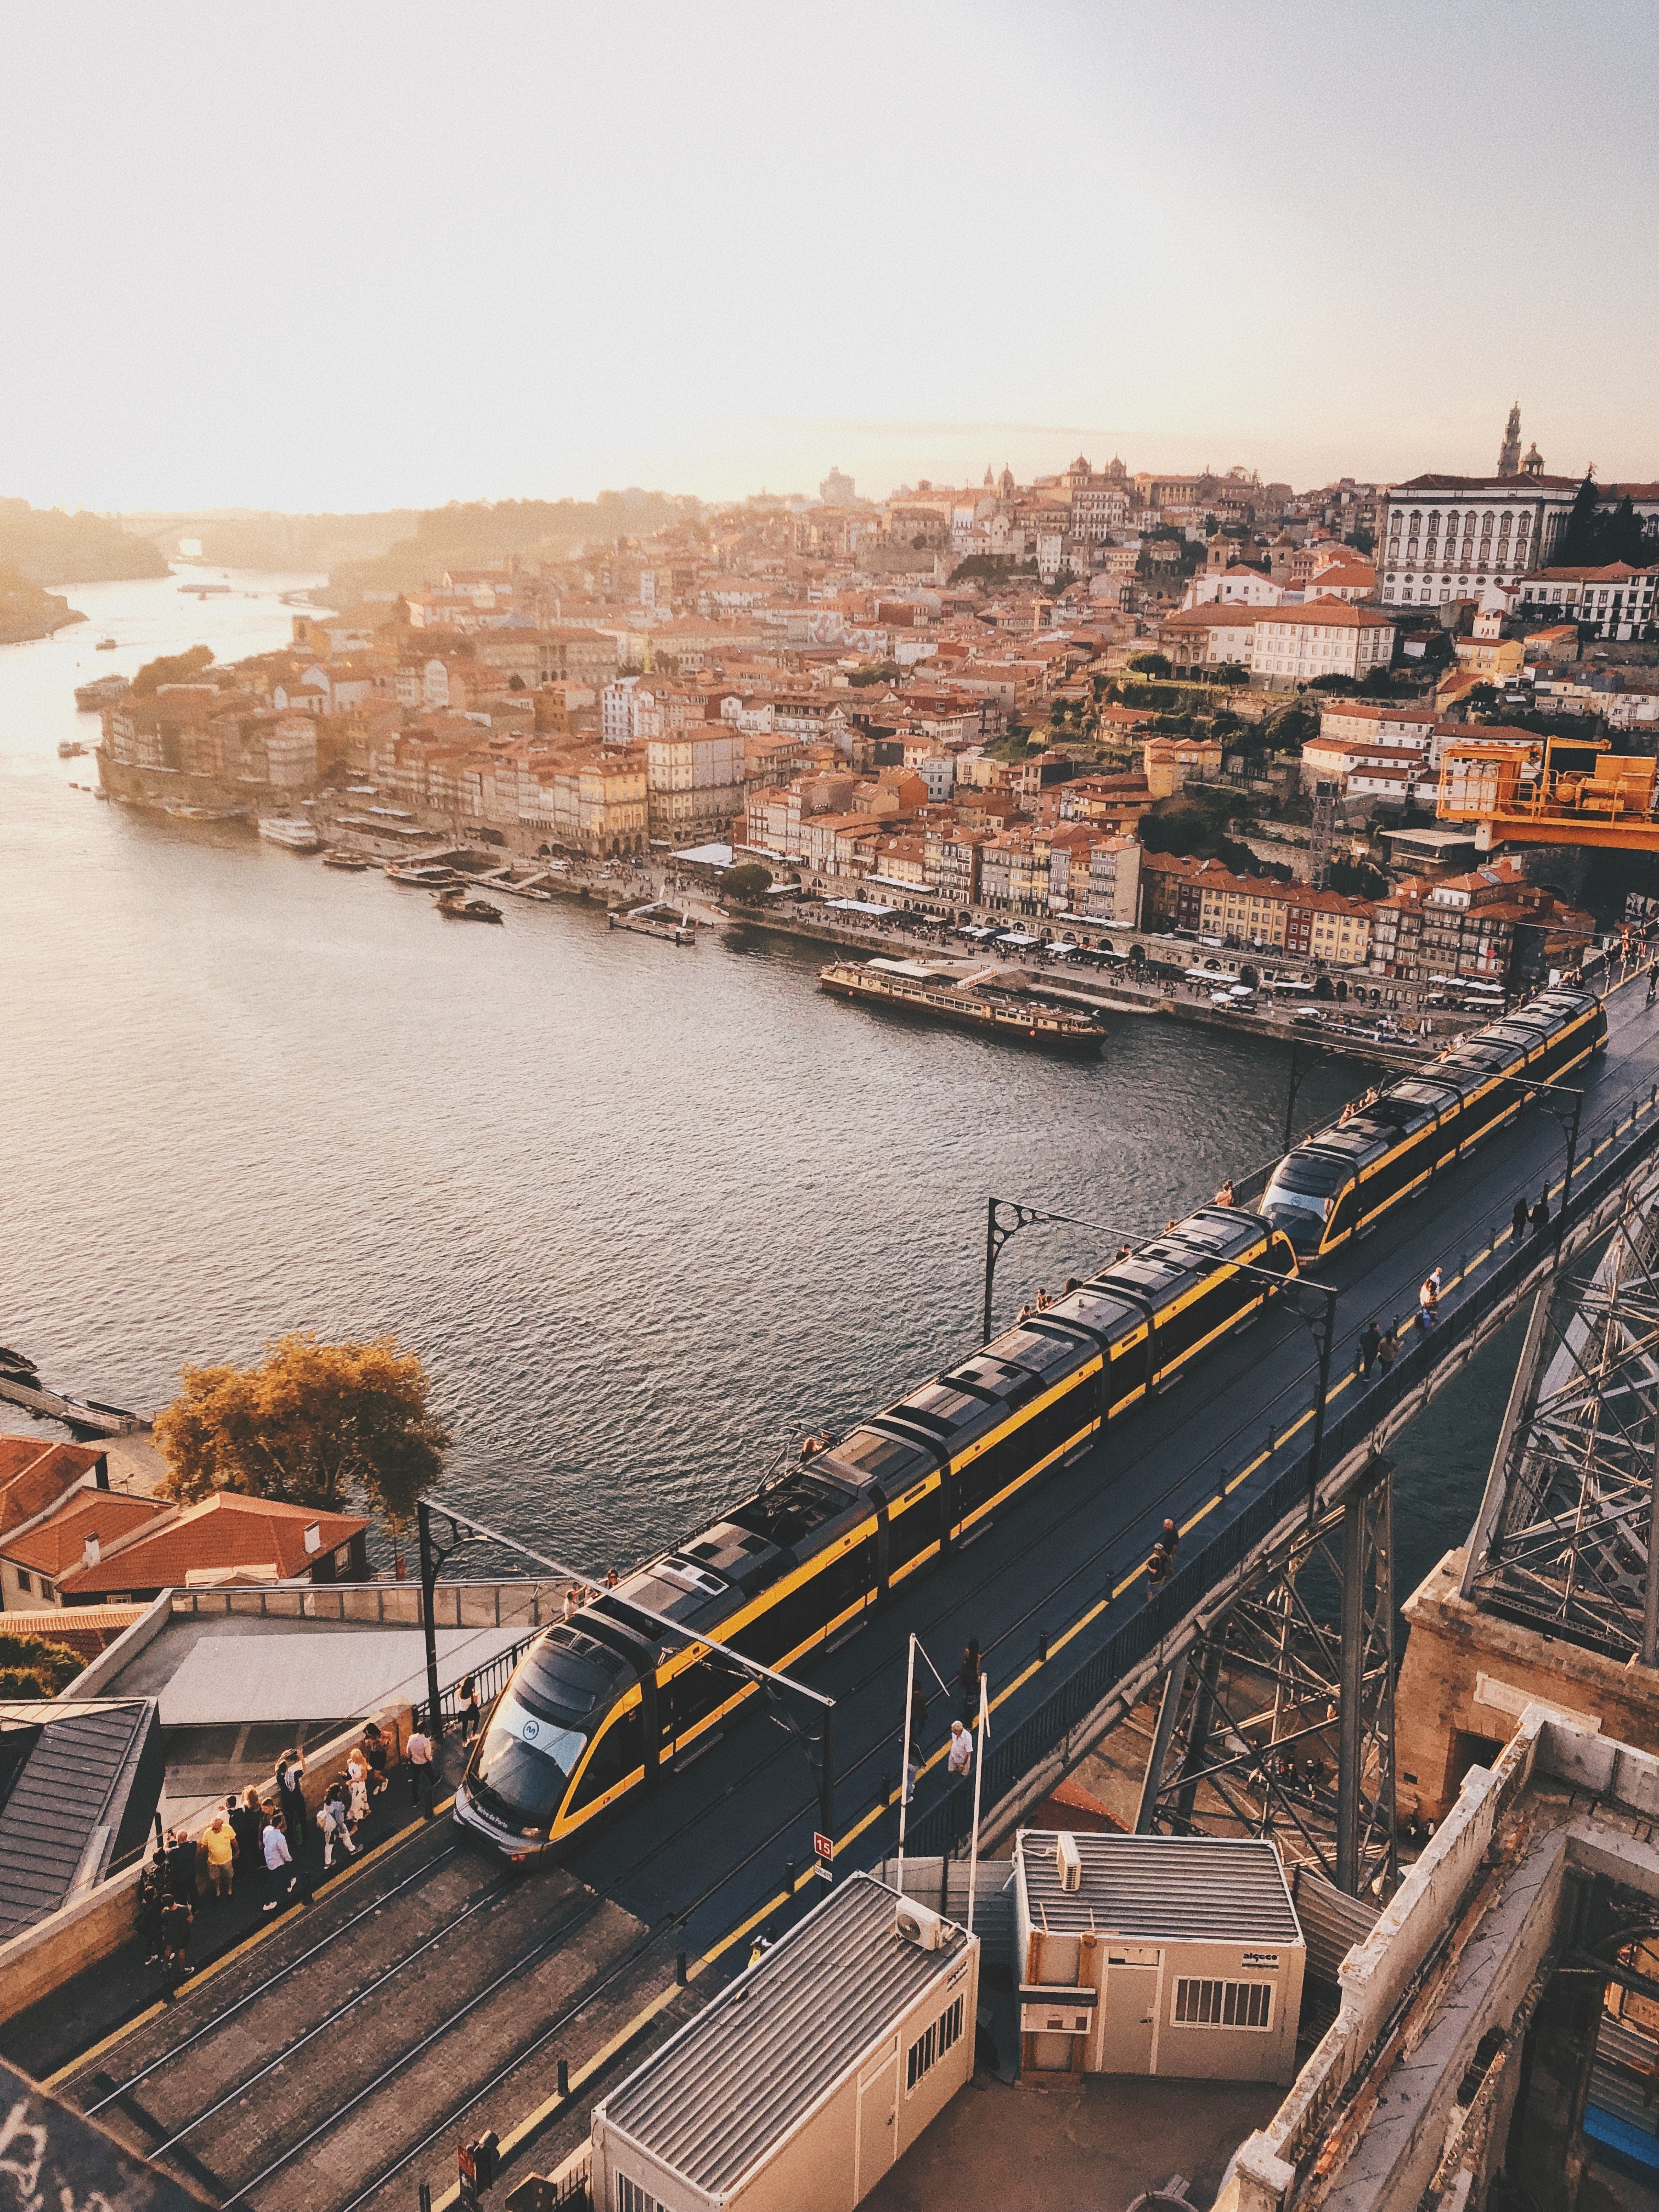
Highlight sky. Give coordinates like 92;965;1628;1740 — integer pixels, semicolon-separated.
4;0;1655;515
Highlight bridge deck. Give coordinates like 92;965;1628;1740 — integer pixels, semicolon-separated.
26;980;1659;2211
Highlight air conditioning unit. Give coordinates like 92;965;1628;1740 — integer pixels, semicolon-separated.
1056;1832;1082;1893
895;1898;944;1951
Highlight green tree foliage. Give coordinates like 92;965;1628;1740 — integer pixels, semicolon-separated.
1262;702;1319;754
155;1333;449;1533
1128;652;1172;678
1558;475;1602;565
0;1630;86;1697
719;862;774;904
133;645;215;696
1326;855;1389;901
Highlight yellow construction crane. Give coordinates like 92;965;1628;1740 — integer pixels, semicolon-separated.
1437;731;1659;851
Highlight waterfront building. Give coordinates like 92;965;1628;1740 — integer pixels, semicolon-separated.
8;1491;369;1607
1368;860;1594;991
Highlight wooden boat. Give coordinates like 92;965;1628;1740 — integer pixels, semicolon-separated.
818;957;1103;1053
608;901;696;945
435;890;504;924
323;850;371;871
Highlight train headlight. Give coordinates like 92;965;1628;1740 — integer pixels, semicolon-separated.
521;1825;544;1839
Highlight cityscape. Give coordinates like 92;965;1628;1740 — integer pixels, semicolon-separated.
3;10;1659;2212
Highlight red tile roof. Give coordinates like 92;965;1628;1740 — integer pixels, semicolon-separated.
3;1491;167;1578
0;1438;106;1537
60;1492;369;1598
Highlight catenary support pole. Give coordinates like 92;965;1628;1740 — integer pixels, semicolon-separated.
1135;1655;1189;1833
1336;1483;1367;1894
819;1704;836;1884
1305;1291;1336;1526
417;1500;443;1743
967;1671;989;1939
896;1633;917;1895
983;1198;998;1346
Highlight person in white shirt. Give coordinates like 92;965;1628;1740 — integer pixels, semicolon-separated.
262;1814;296;1912
946;1720;973;1776
407;1723;436;1819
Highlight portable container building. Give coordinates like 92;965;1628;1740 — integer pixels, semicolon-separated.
1013;1830;1305;2086
591;1871;980;2212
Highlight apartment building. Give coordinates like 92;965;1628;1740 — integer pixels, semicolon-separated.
1370;859;1594;989
1514;564;1658;640
646;723;745;842
1249;599;1395;685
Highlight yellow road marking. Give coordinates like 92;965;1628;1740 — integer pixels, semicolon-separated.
43;1795;455;2091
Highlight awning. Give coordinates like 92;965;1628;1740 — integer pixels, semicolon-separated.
826;898;896;917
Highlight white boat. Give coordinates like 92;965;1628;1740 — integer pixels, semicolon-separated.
258;816;322;851
57;740;87;759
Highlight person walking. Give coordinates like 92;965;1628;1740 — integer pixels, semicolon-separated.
346;1747;371;1830
456;1674;481;1745
278;1748;307;1840
1531;1193;1551;1238
261;1807;297;1912
1357;1320;1382;1379
1160;1517;1180;1561
946;1720;973;1778
1378;1323;1400;1375
1512;1195;1530;1242
407;1718;437;1819
202;1810;236;1901
1145;1541;1173;1595
1418;1276;1440;1331
159;1891;193;1982
956;1640;981;1724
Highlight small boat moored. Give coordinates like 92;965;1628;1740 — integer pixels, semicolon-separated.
95;635;119;651
322;850;371;871
435;889;504;924
819;956;1104;1053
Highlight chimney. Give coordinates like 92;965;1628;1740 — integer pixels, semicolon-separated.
83;1533;101;1568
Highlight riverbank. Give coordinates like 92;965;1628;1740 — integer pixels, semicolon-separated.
0;582;84;644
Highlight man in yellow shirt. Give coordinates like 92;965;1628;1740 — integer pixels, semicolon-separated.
203;1809;236;1899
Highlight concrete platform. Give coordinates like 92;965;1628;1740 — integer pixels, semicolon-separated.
864;2070;1278;2212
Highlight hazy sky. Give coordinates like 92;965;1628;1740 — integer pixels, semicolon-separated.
5;1;1654;514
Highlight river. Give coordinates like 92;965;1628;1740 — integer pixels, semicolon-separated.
0;567;1503;1600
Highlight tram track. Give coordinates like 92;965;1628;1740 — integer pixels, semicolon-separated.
65;991;1659;2212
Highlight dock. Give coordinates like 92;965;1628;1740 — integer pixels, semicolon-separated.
608;900;697;945
0;1368;147;1436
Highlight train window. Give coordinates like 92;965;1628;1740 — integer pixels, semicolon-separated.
1108;1332;1149;1407
889;1486;939;1573
569;1705;644;1813
959;1383;1093;1515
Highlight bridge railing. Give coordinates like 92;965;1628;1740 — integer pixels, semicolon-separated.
904;1065;1659;1863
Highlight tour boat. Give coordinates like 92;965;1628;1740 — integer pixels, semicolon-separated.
385;861;460;887
818;957;1104;1053
257;816;322;851
608;901;696;945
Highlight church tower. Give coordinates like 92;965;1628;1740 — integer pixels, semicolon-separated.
1497;402;1522;479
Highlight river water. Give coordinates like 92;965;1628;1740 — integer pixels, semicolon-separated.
0;568;1502;1598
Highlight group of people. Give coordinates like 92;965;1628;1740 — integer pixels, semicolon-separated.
1143;1517;1182;1594
136;1716;425;1978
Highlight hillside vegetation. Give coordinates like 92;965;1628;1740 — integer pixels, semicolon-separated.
326;490;696;600
0;497;168;584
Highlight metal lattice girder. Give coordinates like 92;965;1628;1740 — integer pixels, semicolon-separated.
1137;1455;1396;1899
1465;1187;1659;1663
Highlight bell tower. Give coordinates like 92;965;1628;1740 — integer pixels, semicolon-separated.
1497;402;1522;479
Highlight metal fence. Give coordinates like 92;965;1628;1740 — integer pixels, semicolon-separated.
904;1069;1659;1863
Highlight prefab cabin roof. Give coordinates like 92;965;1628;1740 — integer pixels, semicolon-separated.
1018;1832;1302;1948
600;1872;974;2198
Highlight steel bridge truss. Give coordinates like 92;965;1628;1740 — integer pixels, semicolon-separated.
1463;1182;1659;1663
1136;1454;1396;1898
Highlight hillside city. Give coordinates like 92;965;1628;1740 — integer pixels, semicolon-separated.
93;414;1658;1005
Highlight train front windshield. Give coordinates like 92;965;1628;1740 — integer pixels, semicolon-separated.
470;1688;587;1824
1263;1155;1349;1251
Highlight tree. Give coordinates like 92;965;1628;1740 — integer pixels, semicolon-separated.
132;644;214;696
155;1333;449;1533
0;1629;85;1698
1558;473;1601;565
1605;494;1646;567
1128;652;1172;679
1327;855;1389;901
1262;702;1318;755
719;862;774;905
